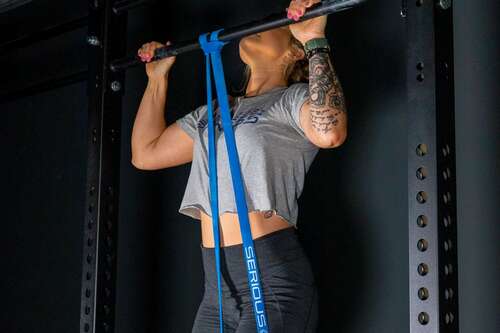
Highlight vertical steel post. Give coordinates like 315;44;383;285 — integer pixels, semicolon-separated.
80;1;127;332
407;0;459;332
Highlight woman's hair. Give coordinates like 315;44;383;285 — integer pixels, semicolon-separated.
285;36;309;84
232;35;309;97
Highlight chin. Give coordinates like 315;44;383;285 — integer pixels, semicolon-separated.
240;36;265;55
239;39;258;64
240;35;260;49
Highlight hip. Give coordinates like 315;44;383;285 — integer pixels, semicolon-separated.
196;225;319;333
200;226;316;292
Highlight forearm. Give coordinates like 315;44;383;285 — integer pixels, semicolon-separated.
131;76;169;160
307;48;347;144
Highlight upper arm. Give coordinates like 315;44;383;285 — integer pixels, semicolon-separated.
298;100;338;148
278;82;329;148
281;82;347;149
132;105;204;170
132;122;194;170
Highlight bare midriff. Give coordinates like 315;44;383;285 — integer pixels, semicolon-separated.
200;209;293;248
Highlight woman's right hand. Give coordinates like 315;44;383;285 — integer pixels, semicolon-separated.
137;40;176;80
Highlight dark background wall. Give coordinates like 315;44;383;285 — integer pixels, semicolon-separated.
453;1;500;333
0;1;497;333
0;2;89;333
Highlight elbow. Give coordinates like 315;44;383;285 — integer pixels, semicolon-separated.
131;140;157;170
333;130;348;147
131;149;151;170
321;129;347;149
131;151;164;171
130;142;144;169
131;155;157;170
131;154;146;170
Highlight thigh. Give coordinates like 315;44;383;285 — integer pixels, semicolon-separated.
264;276;318;333
233;282;318;333
234;284;285;333
265;246;319;332
191;295;237;333
191;296;220;333
235;251;319;333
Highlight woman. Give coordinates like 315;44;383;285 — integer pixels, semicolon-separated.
132;0;347;331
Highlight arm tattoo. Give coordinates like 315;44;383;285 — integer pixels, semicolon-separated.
308;50;346;134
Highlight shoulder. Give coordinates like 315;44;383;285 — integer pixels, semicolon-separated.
288;82;308;91
278;82;309;105
284;82;309;95
277;82;310;110
191;98;217;117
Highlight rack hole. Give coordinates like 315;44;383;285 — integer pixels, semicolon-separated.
416;143;428;156
444;288;454;300
417;215;428;227
416;167;428;180
445;312;455;324
417;263;429;276
444;263;454;275
417;239;428;251
417;191;428;203
418;287;429;300
418;312;429;325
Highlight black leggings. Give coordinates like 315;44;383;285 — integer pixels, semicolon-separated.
192;227;318;333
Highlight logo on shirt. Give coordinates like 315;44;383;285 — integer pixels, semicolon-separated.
197;107;265;132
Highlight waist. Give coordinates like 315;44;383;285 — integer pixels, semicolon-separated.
200;227;300;266
200;209;293;248
200;227;303;289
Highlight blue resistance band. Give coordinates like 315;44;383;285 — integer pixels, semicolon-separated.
198;29;269;333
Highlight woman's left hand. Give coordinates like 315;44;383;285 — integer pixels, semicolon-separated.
286;0;327;45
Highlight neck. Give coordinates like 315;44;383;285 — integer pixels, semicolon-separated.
244;64;288;97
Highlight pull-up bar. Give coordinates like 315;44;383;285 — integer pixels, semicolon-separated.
109;0;367;72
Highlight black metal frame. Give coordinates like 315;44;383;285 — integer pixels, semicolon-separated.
79;1;127;333
407;0;459;332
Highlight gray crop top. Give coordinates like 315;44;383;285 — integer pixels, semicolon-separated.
175;82;320;228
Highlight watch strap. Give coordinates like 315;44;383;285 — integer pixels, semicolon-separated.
306;46;331;59
304;37;330;53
